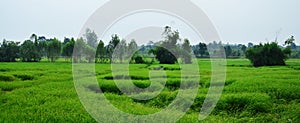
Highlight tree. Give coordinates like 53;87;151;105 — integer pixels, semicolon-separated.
107;34;120;63
128;39;138;63
46;38;62;62
84;28;98;48
181;39;192;64
245;42;290;67
96;40;106;63
73;38;86;63
62;38;75;62
152;26;180;64
224;45;232;57
284;35;295;47
0;40;19;62
134;55;145;64
241;45;247;54
28;34;43;62
38;39;48;58
199;42;208;57
248;42;254;48
115;39;127;63
84;45;96;63
20;40;36;62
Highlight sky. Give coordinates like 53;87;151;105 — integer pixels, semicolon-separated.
0;0;299;45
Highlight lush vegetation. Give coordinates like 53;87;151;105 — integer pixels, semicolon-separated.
0;59;299;122
245;42;291;67
1;27;299;66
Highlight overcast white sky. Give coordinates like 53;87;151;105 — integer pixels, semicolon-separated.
0;0;299;45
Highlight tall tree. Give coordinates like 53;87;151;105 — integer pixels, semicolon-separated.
152;26;180;64
29;34;42;62
20;40;35;62
0;40;19;62
241;45;247;54
84;28;98;48
46;38;62;62
224;45;232;57
84;45;96;63
284;35;295;47
73;38;86;63
115;39;127;63
107;34;120;63
96;40;106;63
128;39;138;63
199;42;208;57
62;38;75;62
181;39;192;64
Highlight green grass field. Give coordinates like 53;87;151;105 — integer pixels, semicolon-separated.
0;59;300;122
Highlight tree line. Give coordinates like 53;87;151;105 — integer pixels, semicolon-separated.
0;27;299;67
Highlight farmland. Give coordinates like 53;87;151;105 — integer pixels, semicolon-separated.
0;59;300;122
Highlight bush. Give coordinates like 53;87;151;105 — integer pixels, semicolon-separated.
245;42;290;67
134;55;145;64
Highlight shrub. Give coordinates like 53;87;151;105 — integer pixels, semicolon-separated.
245;42;290;67
134;55;145;64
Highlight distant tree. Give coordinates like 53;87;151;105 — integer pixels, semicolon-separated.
107;34;120;63
20;40;36;62
0;40;19;62
62;38;75;62
152;26;180;64
84;45;96;63
199;42;208;57
28;34;43;62
224;45;232;57
241;45;247;54
63;37;71;45
245;42;291;67
96;40;106;63
128;39;138;63
84;28;98;48
248;42;254;48
38;40;48;58
284;35;295;47
134;55;145;64
30;34;38;42
114;39;127;63
181;39;192;64
73;38;86;63
46;38;62;62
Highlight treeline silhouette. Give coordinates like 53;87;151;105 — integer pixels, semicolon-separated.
1;27;299;66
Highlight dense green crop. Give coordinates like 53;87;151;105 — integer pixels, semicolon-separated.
0;59;299;122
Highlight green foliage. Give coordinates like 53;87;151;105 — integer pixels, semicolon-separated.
96;40;106;63
181;39;192;64
73;38;86;63
47;38;62;62
13;74;34;81
134;55;145;64
0;40;19;62
20;40;41;62
0;59;300;122
151;26;180;64
198;42;208;57
0;75;15;82
245;42;290;67
224;45;233;57
107;34;120;63
84;28;98;48
62;38;75;62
